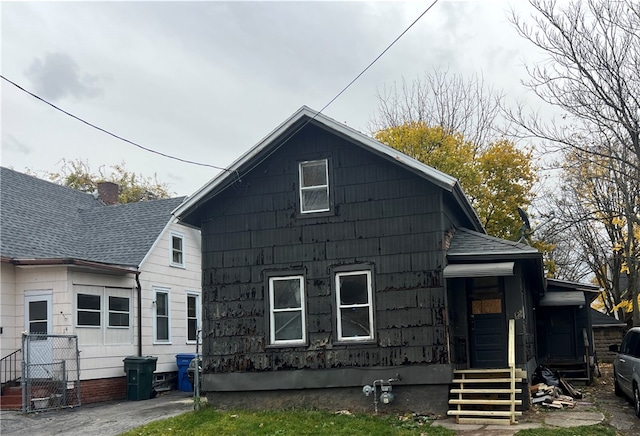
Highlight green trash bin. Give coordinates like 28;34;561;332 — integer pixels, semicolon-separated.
123;356;158;401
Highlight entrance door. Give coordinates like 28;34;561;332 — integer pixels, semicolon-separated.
547;307;576;360
469;277;507;368
24;292;53;378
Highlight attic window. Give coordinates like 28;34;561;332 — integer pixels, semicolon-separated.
170;232;185;268
299;159;330;213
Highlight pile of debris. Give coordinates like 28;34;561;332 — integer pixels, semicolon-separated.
530;366;583;410
530;383;576;409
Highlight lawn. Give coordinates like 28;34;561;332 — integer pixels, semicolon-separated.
118;407;454;436
118;407;618;436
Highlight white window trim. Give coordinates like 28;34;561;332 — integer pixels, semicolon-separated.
268;275;306;346
154;287;172;344
107;295;131;329
186;291;201;344
335;270;374;342
299;159;330;214
170;231;186;268
75;292;102;329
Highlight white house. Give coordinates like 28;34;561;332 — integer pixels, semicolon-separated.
0;167;201;406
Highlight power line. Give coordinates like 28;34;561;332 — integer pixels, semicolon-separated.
2;0;439;173
316;0;439;117
231;0;440;181
1;75;231;171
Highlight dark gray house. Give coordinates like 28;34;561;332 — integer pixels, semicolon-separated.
174;106;547;417
536;279;600;382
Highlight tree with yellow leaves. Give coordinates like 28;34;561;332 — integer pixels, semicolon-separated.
374;122;538;241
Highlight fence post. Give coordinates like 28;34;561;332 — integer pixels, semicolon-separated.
21;333;27;413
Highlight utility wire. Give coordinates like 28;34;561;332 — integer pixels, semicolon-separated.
316;0;439;117
230;0;440;182
1;75;230;171
1;0;439;173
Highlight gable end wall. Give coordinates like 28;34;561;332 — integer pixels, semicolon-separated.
200;125;461;387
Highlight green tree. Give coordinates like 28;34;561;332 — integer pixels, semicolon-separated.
374;122;538;241
46;159;174;203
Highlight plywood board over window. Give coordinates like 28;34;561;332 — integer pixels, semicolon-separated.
472;298;503;314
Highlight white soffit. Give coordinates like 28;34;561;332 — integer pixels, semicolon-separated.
443;262;515;278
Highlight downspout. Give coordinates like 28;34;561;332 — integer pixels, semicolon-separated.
136;271;143;357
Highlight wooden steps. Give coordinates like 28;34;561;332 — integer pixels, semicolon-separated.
447;367;526;425
446;319;525;426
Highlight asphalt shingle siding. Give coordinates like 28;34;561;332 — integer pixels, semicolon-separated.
1;167;185;267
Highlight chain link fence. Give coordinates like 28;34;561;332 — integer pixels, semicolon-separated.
22;334;81;413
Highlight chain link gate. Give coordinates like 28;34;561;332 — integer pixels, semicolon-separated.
21;334;81;412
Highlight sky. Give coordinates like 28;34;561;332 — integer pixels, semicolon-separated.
1;0;551;198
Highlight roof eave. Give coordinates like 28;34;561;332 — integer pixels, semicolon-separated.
5;257;138;274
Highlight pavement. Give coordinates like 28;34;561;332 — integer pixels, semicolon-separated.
431;409;605;435
0;390;198;436
1;364;639;436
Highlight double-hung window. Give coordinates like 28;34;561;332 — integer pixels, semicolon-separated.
299;159;330;213
186;292;201;343
335;270;374;341
268;276;306;345
154;288;171;343
170;232;185;268
77;293;101;327
108;296;130;327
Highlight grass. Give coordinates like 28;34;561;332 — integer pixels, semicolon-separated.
118;406;455;436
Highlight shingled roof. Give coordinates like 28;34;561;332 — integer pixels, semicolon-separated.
447;227;540;260
591;308;626;328
1;167;185;268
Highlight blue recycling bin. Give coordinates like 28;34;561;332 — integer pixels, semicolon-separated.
176;353;196;392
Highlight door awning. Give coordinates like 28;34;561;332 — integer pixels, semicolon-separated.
443;262;515;278
539;291;586;307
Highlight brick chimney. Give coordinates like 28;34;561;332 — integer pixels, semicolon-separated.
97;181;119;205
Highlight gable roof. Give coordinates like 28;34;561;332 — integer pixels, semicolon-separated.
173;106;484;231
447;227;540;260
1;167;185;269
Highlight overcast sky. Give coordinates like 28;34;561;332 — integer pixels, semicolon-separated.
1;0;550;197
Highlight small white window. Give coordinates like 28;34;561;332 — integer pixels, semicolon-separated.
108;296;130;327
154;288;171;343
269;276;306;345
186;292;201;343
299;159;329;213
335;271;374;341
170;232;185;267
77;293;101;327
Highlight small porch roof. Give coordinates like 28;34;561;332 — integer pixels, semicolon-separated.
443;262;515;278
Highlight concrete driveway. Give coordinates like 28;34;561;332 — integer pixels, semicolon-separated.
0;390;196;436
